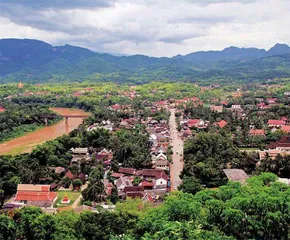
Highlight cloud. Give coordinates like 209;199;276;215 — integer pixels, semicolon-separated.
186;0;258;4
0;0;115;10
0;0;289;57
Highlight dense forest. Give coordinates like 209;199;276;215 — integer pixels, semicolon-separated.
0;173;289;240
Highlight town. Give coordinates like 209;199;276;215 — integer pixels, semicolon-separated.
0;81;290;239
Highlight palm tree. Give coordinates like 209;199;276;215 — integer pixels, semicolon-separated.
82;166;105;203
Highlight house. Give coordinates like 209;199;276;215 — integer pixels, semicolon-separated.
223;169;249;184
118;167;136;175
50;167;65;175
267;136;290;150
13;184;58;208
104;179;113;196
152;153;167;164
87;121;114;132
95;148;113;161
124;186;144;193
214;120;227;128
187;119;207;129
140;181;154;190
266;98;277;104
259;149;290;160
155;171;169;189
142;169;169;189
149;134;158;143
65;170;76;180
267;120;285;128
142;193;155;203
231;105;243;111
155;159;169;170
120;120;129;128
116;177;133;192
111;172;125;178
281;125;290;133
71;148;88;155
70;148;90;163
210;105;223;113
249;129;265;136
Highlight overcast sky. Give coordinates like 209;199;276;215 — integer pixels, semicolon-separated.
0;0;289;57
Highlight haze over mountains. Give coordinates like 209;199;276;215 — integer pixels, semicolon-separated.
1;38;290;84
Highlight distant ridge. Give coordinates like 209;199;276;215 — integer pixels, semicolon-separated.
173;44;290;62
0;38;290;84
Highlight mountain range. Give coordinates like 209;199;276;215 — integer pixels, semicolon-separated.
0;38;290;84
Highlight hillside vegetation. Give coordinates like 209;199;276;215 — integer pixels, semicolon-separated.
1;39;290;84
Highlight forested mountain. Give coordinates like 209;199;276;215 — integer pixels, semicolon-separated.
0;38;290;84
174;43;290;62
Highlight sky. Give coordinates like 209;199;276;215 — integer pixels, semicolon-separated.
0;0;289;57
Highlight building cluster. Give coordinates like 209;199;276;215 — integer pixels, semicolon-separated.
106;115;172;202
110;168;169;203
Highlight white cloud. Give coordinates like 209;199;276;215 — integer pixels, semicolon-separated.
0;0;289;56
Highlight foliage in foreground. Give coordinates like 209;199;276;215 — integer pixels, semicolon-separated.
0;173;289;240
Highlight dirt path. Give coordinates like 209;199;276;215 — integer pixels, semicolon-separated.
169;108;184;191
71;183;88;209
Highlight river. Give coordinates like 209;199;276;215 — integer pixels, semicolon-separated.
0;108;90;155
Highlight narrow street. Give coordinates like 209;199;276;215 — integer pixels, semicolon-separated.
71;183;87;209
169;108;184;191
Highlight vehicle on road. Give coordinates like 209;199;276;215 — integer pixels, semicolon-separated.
173;186;177;190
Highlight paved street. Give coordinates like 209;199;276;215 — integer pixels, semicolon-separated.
169;108;184;191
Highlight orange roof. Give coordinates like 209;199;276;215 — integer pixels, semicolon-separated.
281;125;290;133
215;120;227;128
15;191;57;202
268;120;285;125
250;129;265;135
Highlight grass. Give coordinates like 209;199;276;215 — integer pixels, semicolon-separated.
7;146;29;156
54;190;81;208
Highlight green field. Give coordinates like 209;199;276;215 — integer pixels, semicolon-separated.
54;191;81;207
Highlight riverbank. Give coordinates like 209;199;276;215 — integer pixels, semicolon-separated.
0;108;90;155
0;118;62;144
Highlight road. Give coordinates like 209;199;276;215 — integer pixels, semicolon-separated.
169;108;184;191
71;183;87;209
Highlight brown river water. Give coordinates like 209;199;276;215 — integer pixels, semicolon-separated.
0;108;90;155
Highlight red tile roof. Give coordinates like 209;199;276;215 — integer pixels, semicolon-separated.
281;125;290;133
141;181;154;187
268;120;285;125
268;136;290;149
118;167;136;175
249;129;265;135
215;120;227;128
142;169;163;177
188;119;200;124
124;186;144;192
15;191;57;202
65;170;76;180
111;172;125;178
